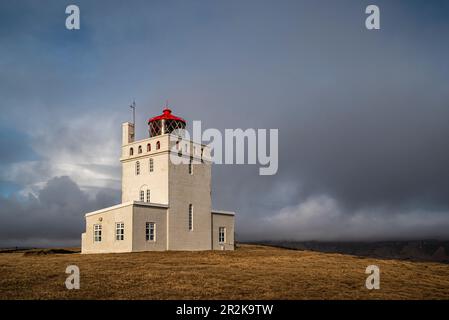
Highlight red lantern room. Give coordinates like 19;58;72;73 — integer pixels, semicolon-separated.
148;108;186;137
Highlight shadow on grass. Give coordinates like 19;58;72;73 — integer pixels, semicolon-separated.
22;248;80;256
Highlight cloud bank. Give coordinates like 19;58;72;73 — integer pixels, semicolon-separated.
1;0;449;246
0;176;119;247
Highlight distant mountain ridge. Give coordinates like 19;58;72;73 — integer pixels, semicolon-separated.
253;240;449;263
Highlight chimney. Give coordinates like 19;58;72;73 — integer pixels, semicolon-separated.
122;122;135;146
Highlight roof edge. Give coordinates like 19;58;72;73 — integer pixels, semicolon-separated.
85;201;168;217
212;209;235;216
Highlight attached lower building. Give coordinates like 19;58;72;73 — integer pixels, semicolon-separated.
81;108;235;253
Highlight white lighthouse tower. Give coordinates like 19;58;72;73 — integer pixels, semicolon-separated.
81;107;235;253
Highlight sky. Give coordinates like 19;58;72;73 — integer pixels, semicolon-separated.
0;0;449;247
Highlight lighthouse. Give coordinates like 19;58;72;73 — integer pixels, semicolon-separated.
81;107;235;253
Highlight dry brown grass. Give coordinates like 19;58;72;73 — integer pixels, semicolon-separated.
0;244;448;300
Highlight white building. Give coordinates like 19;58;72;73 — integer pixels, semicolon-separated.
81;108;235;253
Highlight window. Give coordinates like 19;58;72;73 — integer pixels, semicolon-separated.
129;147;134;156
140;190;144;202
94;224;102;242
189;158;193;175
138;145;142;154
146;222;155;241
149;158;154;172
188;204;193;231
177;140;182;157
136;161;140;175
219;227;226;243
116;222;124;241
156;141;160;150
146;189;150;203
147;143;151;152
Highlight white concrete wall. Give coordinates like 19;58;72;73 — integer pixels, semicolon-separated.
122;122;135;145
81;202;169;253
132;203;167;251
81;203;134;254
167;151;213;250
121;135;170;204
212;213;235;250
122;132;215;251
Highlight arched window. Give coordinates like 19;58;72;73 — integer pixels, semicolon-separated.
130;147;134;156
188;204;193;231
156;141;160;150
177;139;182;157
147;143;151;152
149;158;154;172
139;185;148;202
138;145;142;154
136;161;140;175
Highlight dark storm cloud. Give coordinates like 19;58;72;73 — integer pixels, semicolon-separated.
201;0;449;240
0;176;120;247
280;87;449;210
1;0;449;244
0;125;38;165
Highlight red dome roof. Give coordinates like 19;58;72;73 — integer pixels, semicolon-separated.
148;108;186;124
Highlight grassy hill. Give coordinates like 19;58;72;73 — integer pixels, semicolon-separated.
1;244;448;299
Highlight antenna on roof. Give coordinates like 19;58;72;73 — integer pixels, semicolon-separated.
130;100;136;129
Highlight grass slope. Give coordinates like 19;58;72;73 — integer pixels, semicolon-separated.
0;244;448;299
